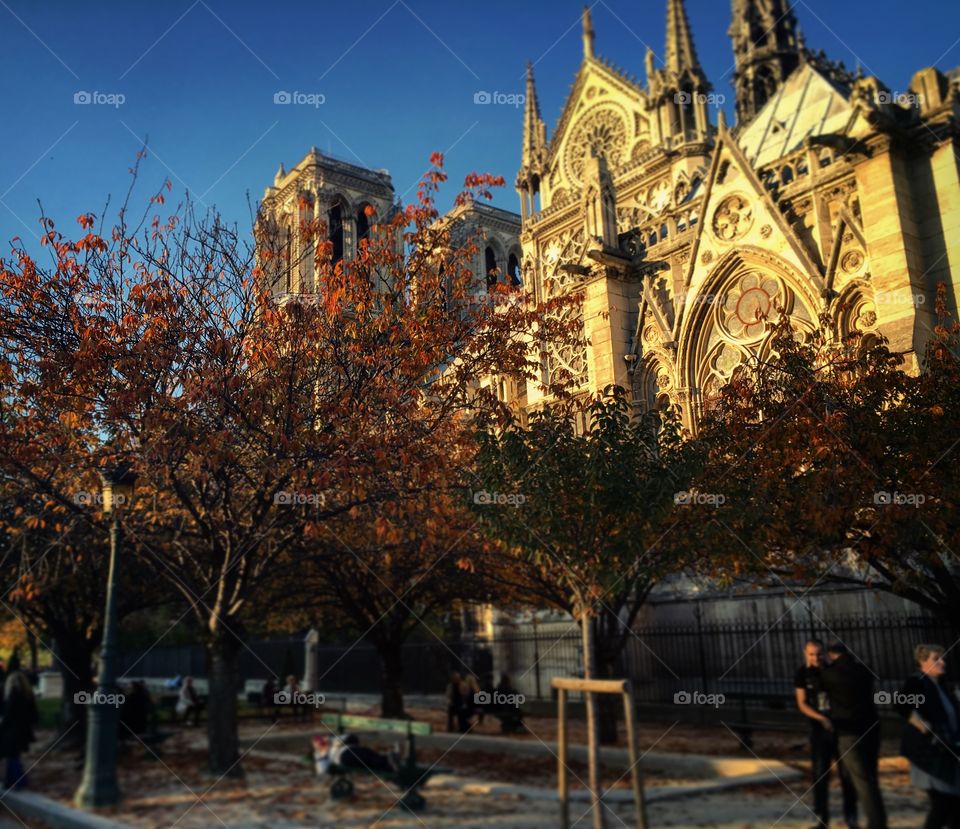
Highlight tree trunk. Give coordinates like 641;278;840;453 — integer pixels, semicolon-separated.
206;630;243;778
580;611;606;829
54;630;97;750
597;648;620;745
377;640;406;719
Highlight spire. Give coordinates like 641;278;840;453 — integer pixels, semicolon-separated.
665;0;701;76
521;62;546;165
730;0;801;124
582;5;595;60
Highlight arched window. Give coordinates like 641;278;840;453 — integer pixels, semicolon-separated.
328;203;344;265
659;223;669;241
507;252;521;286
356;204;372;248
484;246;498;288
781;165;794;184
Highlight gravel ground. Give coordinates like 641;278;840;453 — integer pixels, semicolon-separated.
14;719;929;829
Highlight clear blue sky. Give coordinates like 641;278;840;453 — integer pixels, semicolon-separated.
1;0;957;250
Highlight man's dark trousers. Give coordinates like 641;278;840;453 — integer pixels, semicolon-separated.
811;725;858;827
836;724;886;829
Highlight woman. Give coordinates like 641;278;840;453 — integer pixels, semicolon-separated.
0;669;38;789
898;643;960;829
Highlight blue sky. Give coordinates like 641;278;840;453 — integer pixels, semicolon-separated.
1;0;958;251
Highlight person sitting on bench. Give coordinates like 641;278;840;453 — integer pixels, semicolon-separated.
176;676;203;726
314;733;400;774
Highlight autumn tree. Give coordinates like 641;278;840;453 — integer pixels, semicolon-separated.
688;292;960;629
0;152;578;776
472;386;695;824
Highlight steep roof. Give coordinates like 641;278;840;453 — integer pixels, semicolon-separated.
738;62;853;167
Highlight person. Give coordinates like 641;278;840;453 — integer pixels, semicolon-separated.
261;676;278;721
445;672;463;733
282;674;304;720
0;669;38;789
794;639;858;829
896;643;960;829
819;642;887;829
121;680;155;736
176;676;202;726
458;674;481;732
495;673;524;734
312;733;400;774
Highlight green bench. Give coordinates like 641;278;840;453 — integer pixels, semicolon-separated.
317;713;442;811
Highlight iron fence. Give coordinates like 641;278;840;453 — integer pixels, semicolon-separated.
114;614;959;712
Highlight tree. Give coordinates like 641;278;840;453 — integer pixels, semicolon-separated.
472;386;694;826
688;291;960;629
0;151;579;776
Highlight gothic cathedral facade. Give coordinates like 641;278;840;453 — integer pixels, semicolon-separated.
516;0;960;430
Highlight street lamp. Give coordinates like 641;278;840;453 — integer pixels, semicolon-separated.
75;464;137;808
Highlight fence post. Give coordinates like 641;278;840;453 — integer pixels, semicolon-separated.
303;629;319;692
533;617;543;701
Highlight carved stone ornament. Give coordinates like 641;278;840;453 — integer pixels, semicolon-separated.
712;194;755;242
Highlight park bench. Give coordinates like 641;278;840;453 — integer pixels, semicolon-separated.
317;713;443;811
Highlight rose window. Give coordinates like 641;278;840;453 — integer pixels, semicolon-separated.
565;108;628;186
720;273;780;342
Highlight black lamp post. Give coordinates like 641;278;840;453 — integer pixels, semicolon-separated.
75;464;136;808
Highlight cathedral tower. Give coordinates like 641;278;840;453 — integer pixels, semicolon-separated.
730;0;802;124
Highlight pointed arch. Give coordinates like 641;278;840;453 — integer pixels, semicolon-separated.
676;248;822;423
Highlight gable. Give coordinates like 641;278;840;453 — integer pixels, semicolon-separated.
546;60;652;199
677;119;825;343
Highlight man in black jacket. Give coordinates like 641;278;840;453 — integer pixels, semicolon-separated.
819;642;887;829
795;639;858;828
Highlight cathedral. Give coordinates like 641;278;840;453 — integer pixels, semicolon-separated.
516;0;960;429
262;0;959;432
